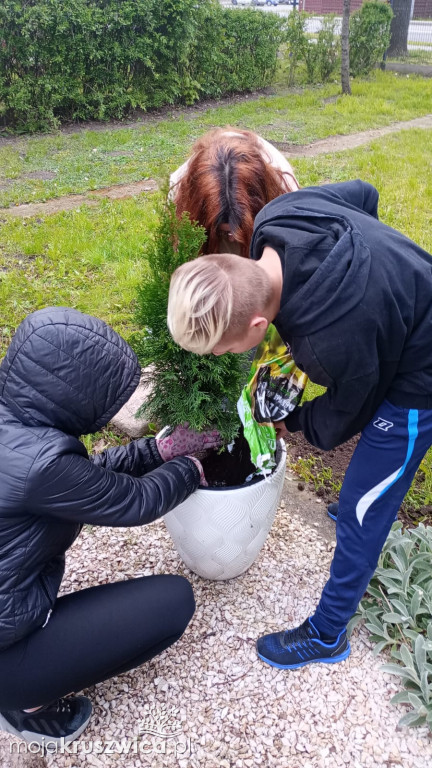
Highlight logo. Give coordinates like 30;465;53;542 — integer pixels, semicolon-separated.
373;418;394;432
10;704;192;758
138;704;183;739
137;704;191;758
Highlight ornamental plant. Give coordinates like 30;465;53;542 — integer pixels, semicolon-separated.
303;16;340;85
349;0;393;78
348;522;432;731
0;0;284;132
130;197;248;444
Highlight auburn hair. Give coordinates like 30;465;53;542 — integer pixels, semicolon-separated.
173;128;297;259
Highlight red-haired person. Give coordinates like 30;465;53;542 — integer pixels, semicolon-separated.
170;128;299;258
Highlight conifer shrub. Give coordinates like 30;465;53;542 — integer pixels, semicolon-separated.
130;199;248;444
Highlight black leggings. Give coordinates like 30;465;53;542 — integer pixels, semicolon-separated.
0;575;195;710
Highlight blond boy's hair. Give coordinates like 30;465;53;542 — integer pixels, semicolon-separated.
167;254;271;354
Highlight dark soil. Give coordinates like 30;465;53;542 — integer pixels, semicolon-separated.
285;431;358;503
285;431;431;529
201;430;257;488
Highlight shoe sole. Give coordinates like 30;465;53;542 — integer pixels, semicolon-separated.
327;510;338;522
257;642;351;670
0;709;92;748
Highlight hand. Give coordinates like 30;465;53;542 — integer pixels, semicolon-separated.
156;423;222;462
273;420;289;440
186;456;208;487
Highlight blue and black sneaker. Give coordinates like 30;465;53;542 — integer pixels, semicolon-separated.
256;618;351;669
327;502;339;521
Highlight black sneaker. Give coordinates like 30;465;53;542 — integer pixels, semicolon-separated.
257;617;351;669
327;501;339;521
0;695;92;747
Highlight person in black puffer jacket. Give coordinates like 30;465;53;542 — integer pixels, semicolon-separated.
0;307;218;748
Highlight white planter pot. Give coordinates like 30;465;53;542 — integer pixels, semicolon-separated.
164;440;286;580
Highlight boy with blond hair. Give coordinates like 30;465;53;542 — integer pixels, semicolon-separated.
168;179;432;670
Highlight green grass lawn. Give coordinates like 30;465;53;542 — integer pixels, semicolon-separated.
1;73;431;352
1;70;431;209
388;48;432;66
294;128;432;252
0;71;431;514
0;196;158;349
1;71;431;350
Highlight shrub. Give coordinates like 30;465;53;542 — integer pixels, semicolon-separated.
349;522;432;731
315;16;340;83
284;9;308;86
0;0;284;132
349;0;393;78
303;16;340;84
283;11;339;86
191;6;284;100
130;198;247;444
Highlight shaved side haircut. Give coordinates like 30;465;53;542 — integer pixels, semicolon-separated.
167;254;272;354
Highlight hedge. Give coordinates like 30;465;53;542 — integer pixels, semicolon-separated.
0;0;284;132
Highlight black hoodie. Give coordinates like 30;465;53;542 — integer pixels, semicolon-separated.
0;308;199;650
251;180;432;450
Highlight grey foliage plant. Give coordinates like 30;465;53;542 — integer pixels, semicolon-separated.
347;522;432;731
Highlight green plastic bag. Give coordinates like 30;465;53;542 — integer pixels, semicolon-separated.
237;325;308;475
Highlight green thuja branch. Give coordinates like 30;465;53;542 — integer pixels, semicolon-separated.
130;196;248;443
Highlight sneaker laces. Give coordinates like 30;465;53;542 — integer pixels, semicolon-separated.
54;698;73;716
280;620;317;650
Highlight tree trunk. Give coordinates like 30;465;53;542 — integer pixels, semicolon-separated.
341;0;351;95
387;0;411;57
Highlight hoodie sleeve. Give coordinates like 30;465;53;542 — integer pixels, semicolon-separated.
320;180;379;219
26;450;200;527
283;333;398;450
284;374;381;450
90;437;163;477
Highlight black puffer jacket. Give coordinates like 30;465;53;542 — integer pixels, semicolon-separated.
0;308;200;651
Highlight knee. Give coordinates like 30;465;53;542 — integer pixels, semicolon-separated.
165;575;195;631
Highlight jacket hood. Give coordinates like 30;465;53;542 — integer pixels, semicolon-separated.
0;307;141;435
251;185;373;336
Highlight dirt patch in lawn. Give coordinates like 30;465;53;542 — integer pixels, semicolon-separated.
272;114;432;157
0;252;41;272
0;179;158;218
21;170;57;180
285;431;431;529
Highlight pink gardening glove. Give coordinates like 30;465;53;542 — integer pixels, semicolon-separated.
156;423;222;462
185;456;208;487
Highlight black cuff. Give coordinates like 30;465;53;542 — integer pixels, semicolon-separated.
147;437;165;468
180;457;201;487
284;408;302;433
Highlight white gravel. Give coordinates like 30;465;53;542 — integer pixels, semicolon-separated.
1;469;431;768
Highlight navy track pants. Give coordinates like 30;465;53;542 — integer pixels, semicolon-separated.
311;399;432;636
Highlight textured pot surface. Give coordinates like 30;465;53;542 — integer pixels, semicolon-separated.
164;441;286;580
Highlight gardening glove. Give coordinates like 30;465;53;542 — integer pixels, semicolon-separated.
156;423;222;462
185;456;208;487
